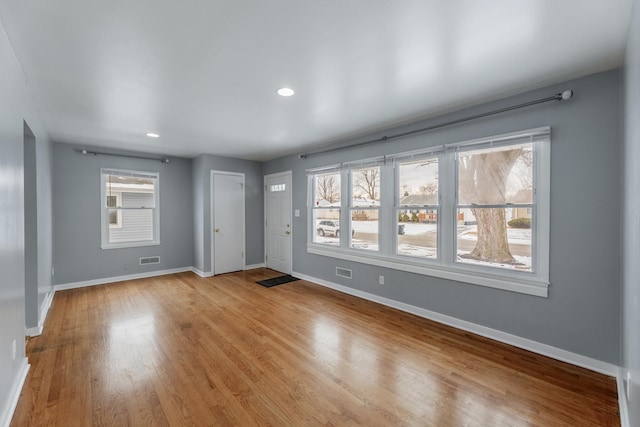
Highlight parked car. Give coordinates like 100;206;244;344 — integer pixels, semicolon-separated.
316;220;354;237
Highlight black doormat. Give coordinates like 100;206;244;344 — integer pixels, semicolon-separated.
256;275;300;288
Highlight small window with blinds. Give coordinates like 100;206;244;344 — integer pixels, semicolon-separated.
100;169;160;249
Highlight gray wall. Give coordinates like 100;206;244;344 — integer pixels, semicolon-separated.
192;154;264;272
24;127;38;329
265;70;622;364
23;121;54;331
192;155;205;271
52;143;193;284
35;122;53;326
623;0;640;423
0;17;53;425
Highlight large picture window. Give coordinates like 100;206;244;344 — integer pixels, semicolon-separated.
100;169;160;249
307;128;550;297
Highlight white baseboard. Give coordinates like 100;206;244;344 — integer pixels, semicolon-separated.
54;267;193;291
26;290;56;337
191;267;213;278
0;357;29;427
617;367;630;427
192;264;265;277
25;325;41;337
40;290;54;327
244;263;265;270
292;270;619;377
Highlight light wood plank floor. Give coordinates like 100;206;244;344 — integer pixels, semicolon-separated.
12;269;620;426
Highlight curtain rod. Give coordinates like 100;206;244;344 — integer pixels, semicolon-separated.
299;90;574;159
76;148;170;163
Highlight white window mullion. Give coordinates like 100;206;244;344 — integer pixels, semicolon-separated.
153;177;160;243
307;175;314;244
341;168;350;249
534;138;550;282
100;171;108;246
439;150;455;266
379;162;395;257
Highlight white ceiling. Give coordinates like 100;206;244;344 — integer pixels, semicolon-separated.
0;1;633;161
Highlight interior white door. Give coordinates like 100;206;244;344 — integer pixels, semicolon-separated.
212;172;244;275
265;172;292;274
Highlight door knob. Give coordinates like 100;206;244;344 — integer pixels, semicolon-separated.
285;231;290;235
215;228;220;233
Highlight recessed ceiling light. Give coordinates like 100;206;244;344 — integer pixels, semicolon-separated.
146;132;160;138
277;87;295;97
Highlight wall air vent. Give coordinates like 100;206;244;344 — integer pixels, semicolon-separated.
140;256;160;265
336;267;352;279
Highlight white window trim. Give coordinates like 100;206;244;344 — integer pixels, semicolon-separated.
100;168;160;250
307;127;550;298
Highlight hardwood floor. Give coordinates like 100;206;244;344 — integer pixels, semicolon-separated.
12;269;620;426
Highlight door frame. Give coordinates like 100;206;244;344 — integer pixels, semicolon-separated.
211;170;245;275
264;170;293;273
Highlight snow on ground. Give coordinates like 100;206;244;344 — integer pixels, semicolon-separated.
351;221;438;235
397;245;437;259
314;220;532;268
314;236;339;245
351;242;379;251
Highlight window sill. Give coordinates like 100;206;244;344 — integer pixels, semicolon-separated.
307;244;548;297
101;240;161;250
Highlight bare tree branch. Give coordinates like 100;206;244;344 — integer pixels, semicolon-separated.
354;168;379;201
316;174;340;203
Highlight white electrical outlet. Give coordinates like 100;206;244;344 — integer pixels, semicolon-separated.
627;372;632;401
12;339;16;360
379;275;384;285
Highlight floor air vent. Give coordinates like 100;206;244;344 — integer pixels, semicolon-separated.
336;267;352;279
140;256;160;265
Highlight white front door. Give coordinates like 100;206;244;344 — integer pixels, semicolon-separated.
212;172;245;275
265;172;292;274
